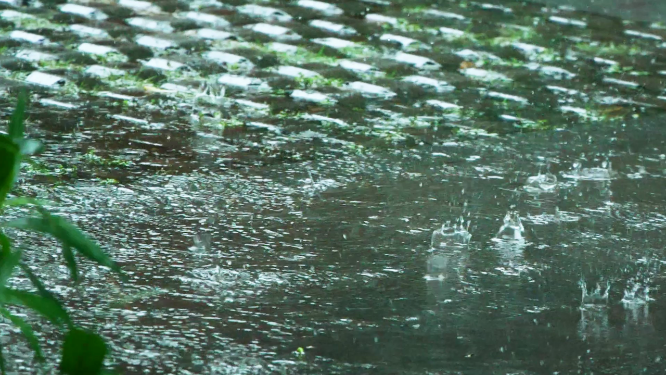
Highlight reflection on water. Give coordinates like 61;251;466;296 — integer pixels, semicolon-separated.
9;113;666;373
578;307;610;342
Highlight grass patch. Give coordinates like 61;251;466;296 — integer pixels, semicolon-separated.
575;42;643;56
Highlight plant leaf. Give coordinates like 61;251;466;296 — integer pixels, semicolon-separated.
0;135;21;208
9;89;27;140
61;244;79;283
3;197;49;208
0;339;5;375
16;139;42;156
3;289;70;327
0;249;20;289
0;307;43;361
60;328;108;375
19;262;72;327
3;213;121;274
0;231;10;256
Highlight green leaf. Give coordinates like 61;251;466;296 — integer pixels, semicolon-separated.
16;139;42;156
0;307;43;361
0;231;10;256
0;135;21;208
0;249;20;289
3;289;70;327
60;328;108;375
9;89;27;140
0;340;5;375
3;212;121;274
19;263;72;328
61;244;79;283
3;197;49;208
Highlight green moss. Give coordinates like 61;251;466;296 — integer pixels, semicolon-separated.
575;42;643;56
259;45;338;66
194;111;244;129
492;25;539;44
21;160;77;177
605;64;635;74
402;6;428;14
38;59;75;70
397;19;423;33
339;44;375;58
13;17;65;30
295;74;345;88
21;159;52;175
82;149;133;168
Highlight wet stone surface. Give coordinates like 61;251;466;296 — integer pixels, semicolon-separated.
2;0;666;374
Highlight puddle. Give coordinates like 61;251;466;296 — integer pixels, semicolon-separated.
4;0;666;374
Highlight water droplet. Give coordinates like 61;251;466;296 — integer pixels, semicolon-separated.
524;172;558;192
496;211;524;240
431;217;472;249
580;280;610;308
622;279;653;305
563;159;613;181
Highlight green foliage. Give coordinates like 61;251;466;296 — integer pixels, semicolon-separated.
60;329;108;375
0;89;122;374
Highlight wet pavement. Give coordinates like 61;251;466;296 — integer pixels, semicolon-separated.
538;0;666;23
2;0;666;374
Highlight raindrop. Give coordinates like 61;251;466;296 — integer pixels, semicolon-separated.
524;172;557;192
431;216;471;249
622;278;653;306
189;232;212;253
496;211;524;240
579;280;610;308
562;157;613;181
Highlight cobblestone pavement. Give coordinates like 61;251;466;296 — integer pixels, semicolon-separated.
1;0;666;171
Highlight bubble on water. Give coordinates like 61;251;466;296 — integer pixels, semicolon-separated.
579;280;610;308
524;172;558;193
496;211;524;240
431;216;472;249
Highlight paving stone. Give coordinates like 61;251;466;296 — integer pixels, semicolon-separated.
0;0;665;165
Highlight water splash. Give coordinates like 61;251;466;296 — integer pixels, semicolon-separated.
579;280;610;308
496;211;524;240
524;172;558;193
562;159;613;181
621;278;653;306
431;217;472;249
189;232;212;253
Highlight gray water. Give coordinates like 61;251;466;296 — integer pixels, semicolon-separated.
6;114;665;374
2;0;666;373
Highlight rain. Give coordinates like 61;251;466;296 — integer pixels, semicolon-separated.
0;0;666;374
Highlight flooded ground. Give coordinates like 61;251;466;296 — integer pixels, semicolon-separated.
2;0;666;374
